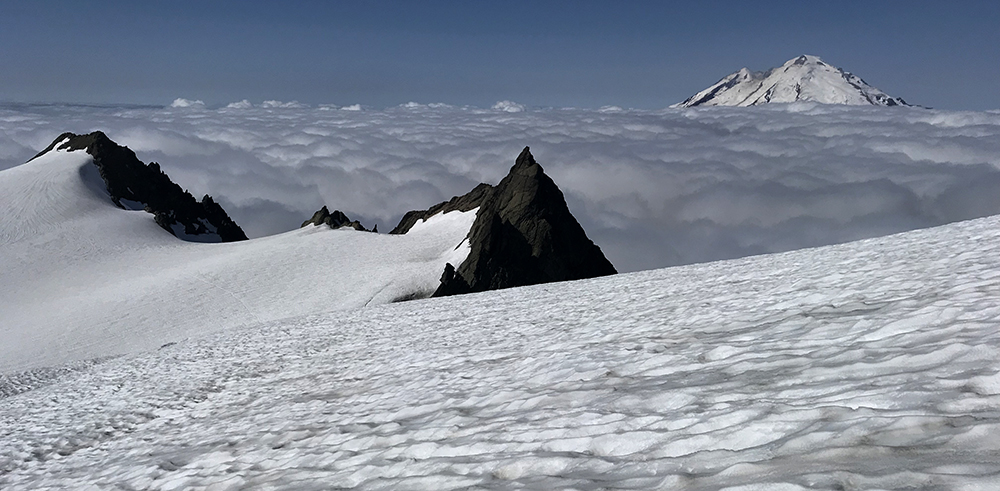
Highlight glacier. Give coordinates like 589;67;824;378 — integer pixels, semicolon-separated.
1;211;999;488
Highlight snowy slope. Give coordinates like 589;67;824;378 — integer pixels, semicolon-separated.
0;141;476;373
675;55;909;107
2;212;999;489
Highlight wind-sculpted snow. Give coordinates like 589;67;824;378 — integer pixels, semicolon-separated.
2;102;1000;271
2;215;999;489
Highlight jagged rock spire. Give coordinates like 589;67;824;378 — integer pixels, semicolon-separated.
392;146;617;297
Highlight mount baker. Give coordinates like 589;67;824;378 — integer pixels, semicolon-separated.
675;55;909;108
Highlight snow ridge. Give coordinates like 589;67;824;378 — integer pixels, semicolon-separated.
675;55;909;108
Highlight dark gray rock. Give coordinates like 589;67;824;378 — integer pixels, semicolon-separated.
33;131;247;242
391;147;617;297
301;206;371;231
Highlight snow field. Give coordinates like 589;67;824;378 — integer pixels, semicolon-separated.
2;214;1000;489
0;147;478;373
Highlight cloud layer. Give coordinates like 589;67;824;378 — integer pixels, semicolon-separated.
2;102;999;272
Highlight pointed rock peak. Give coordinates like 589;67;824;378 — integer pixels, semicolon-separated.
437;148;616;297
390;147;615;298
510;146;545;179
515;146;535;167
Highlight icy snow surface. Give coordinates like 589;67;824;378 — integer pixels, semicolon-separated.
0;145;477;373
2;102;1000;272
2;211;1000;489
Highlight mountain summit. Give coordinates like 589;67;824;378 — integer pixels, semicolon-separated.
674;55;909;108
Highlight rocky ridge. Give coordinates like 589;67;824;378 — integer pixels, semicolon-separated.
32;132;247;242
392;147;617;296
301;206;373;232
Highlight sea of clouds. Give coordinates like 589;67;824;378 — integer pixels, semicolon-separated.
2;101;999;272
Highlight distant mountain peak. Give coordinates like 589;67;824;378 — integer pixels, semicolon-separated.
674;55;909;108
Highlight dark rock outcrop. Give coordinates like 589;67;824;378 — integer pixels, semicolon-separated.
301;206;371;231
34;131;247;242
392;147;617;297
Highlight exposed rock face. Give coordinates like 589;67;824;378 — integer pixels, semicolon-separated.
393;147;617;296
34;131;247;242
301;206;371;231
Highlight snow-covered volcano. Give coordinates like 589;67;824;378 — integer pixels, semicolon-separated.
675;55;909;107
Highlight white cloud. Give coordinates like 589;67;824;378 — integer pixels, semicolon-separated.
492;100;525;112
225;99;254;109
260;100;308;109
2;102;1000;273
400;102;456;110
169;98;205;108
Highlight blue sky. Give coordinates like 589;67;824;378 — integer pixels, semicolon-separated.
1;0;997;110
